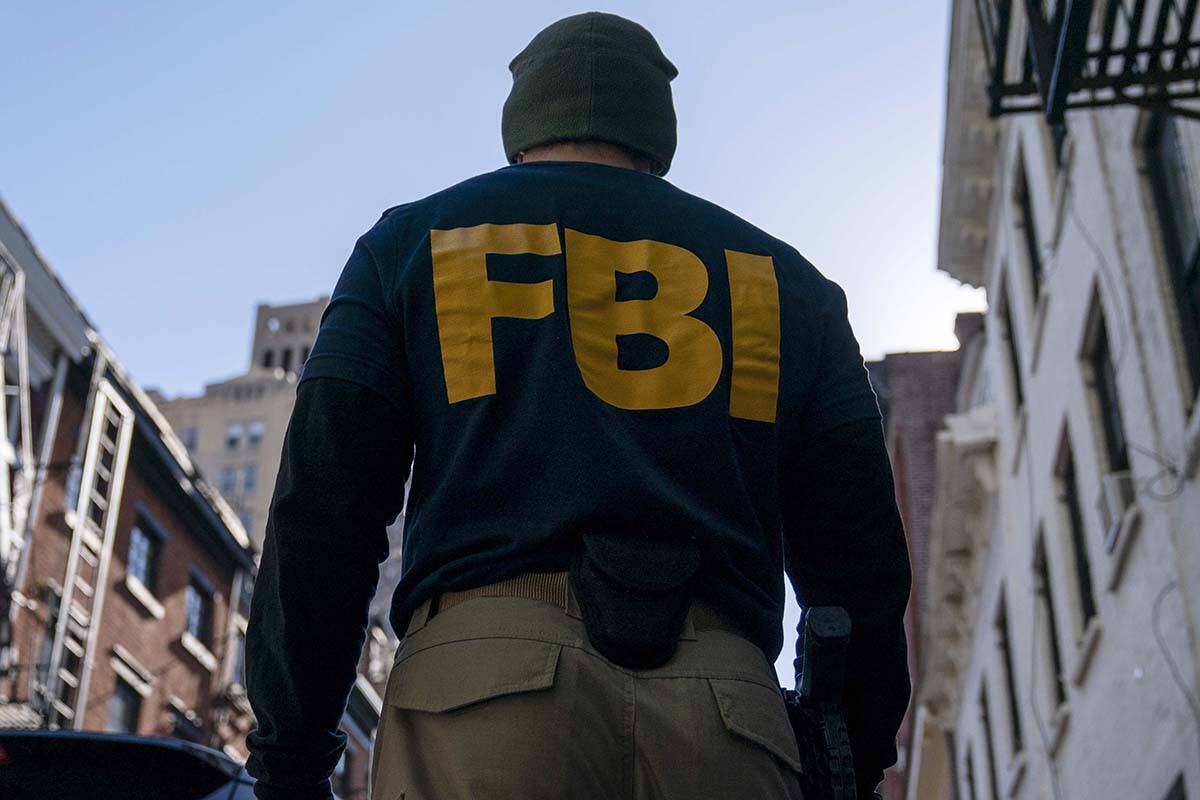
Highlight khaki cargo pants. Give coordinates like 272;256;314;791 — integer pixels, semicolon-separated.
370;576;804;800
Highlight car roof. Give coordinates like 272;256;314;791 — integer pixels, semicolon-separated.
0;728;247;779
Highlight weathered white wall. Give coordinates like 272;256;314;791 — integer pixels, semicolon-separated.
944;104;1200;800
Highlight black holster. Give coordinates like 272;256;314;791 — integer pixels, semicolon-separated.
569;531;702;670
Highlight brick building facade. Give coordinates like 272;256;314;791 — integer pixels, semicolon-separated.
0;196;385;795
868;341;968;798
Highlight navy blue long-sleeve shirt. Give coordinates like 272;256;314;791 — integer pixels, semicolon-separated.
245;161;911;798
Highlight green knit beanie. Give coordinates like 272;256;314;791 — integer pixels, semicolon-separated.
502;12;678;176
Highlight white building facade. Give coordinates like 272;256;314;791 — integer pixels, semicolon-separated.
911;2;1200;799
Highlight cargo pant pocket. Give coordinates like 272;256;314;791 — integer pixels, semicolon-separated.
371;638;565;800
707;677;805;775
387;637;562;712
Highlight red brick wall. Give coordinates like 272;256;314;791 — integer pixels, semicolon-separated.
6;362;377;783
876;350;962;800
78;438;235;738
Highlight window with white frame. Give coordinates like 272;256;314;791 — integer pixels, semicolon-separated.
230;631;246;687
1080;290;1133;550
994;589;1023;761
1054;428;1098;635
126;522;162;594
998;276;1025;413
1146;113;1200;406
107;678;141;733
964;743;980;800
247;420;265;448
225;423;243;451
1033;532;1067;713
185;578;214;646
979;681;1001;800
1013;156;1045;305
242;464;257;494
220;467;238;495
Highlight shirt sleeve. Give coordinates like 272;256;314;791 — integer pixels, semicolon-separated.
782;280;911;796
245;377;413;800
299;230;408;411
802;279;883;434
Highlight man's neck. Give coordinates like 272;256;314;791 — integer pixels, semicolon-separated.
517;141;643;171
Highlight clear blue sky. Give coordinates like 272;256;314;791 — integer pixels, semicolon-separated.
1;1;981;679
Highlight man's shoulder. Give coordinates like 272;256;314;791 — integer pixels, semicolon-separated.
370;169;508;225
667;185;808;261
364;166;829;288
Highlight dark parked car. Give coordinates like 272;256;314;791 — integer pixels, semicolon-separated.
0;728;256;800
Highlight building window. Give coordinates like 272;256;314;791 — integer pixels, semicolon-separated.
964;744;979;800
1083;300;1129;473
182;427;198;451
247;421;265;448
107;679;141;733
126;523;161;593
1164;775;1187;800
995;591;1023;759
238;509;254;531
220;467;238;495
238;573;255;618
980;682;1001;800
1055;432;1097;631
300;346;310;365
999;277;1025;412
242;464;257;494
185;579;213;645
1033;533;1067;710
225;423;243;451
262;349;275;369
281;348;294;374
1082;293;1135;548
1014;158;1044;302
230;632;246;687
1147;114;1200;403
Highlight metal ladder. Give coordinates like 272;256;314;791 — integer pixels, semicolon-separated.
38;371;134;728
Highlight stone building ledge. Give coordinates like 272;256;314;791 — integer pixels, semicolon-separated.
181;632;217;672
123;574;165;620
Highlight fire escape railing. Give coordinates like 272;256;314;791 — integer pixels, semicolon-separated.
975;0;1200;121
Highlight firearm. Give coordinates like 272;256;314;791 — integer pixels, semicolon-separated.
781;606;858;800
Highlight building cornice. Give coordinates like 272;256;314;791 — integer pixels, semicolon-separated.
936;0;1002;289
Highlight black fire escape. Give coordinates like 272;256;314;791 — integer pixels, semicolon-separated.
976;0;1200;125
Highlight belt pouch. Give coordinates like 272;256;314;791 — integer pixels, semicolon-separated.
569;530;702;669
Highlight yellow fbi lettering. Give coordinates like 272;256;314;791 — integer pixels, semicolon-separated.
430;223;780;421
430;223;559;403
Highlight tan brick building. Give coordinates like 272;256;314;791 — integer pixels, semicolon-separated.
148;298;328;550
